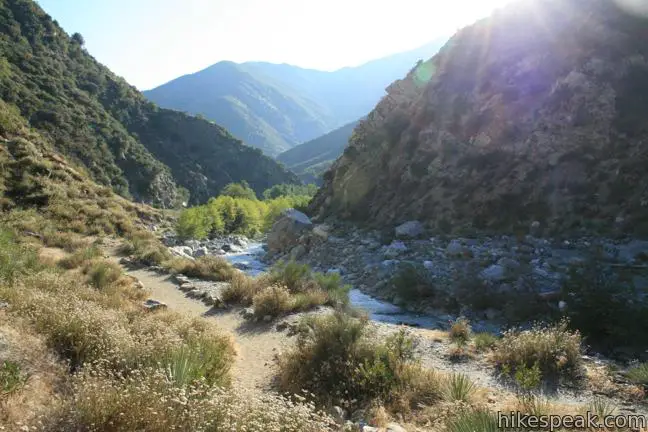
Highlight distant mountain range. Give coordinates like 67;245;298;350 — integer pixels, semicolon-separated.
277;119;361;184
144;40;446;156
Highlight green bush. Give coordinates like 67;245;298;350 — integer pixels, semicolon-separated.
445;408;499;432
278;313;440;409
473;332;499;352
391;262;436;301
449;317;472;346
58;246;102;269
160;341;232;388
443;373;475;402
252;285;292;318
83;260;123;290
0;360;28;397
492;320;583;383
0;228;41;283
626;362;648;386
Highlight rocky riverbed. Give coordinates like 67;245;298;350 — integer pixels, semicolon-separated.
155;210;648;337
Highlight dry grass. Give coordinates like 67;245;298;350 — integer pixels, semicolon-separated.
492;320;583;383
164;256;235;281
58;246;102;269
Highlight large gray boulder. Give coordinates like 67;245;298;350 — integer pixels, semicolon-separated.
267;208;313;255
395;220;424;238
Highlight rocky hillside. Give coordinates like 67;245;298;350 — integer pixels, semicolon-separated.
144;41;445;156
0;0;298;206
311;0;648;237
277;119;361;184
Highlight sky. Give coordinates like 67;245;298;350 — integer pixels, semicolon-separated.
36;0;514;91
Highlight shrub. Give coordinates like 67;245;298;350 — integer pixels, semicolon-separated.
492;320;583;383
561;258;648;354
269;260;311;293
391;262;436;301
121;231;170;265
0;360;29;397
0;228;41;283
161;341;233;388
277;313;438;409
252;285;292;318
221;272;264;305
183;256;235;281
449;317;472;346
83;260;123;289
46;368;333;432
313;272;351;306
473;332;498;352
443;373;475;402
58;246;102;269
445;408;500;432
626;363;648;386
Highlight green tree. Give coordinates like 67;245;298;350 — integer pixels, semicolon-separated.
71;32;85;46
220;181;257;200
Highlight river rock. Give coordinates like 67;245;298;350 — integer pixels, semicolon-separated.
383;240;408;258
313;224;330;240
618;240;648;263
193;247;209;258
395;220;424;238
222;243;244;253
446;239;464;256
481;264;506;281
169;246;195;261
267;209;313;255
290;244;307;260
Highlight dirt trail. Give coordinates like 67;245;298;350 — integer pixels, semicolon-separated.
122;266;290;391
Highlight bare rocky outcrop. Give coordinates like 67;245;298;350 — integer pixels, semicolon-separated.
311;0;648;236
266;208;314;256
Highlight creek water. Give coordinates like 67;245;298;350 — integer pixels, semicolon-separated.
222;241;452;329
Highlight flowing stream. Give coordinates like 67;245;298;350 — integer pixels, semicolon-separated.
222;241;452;329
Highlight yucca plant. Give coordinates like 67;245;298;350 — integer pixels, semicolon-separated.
585;397;617;419
444;373;475;402
626;362;648;385
446;408;500;432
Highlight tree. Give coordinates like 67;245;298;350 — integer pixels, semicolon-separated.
220;181;257;200
71;32;85;46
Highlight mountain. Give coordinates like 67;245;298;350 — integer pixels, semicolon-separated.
277;119;361;184
0;0;298;206
144;41;446;156
311;0;648;236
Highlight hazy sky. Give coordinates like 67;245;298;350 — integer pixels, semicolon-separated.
36;0;513;90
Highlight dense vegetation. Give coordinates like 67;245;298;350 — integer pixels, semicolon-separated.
0;0;298;206
176;182;315;239
277;119;360;184
143;41;444;156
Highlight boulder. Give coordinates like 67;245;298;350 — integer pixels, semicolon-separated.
383;240;408;258
169;246;195;261
481;264;506;281
193;247;209;258
222;244;244;253
446;240;464;256
143;299;167;311
241;307;255;320
312;224;330;240
618;240;648;263
267;209;313;254
289;244;307;260
386;423;407;432
395;220;424;238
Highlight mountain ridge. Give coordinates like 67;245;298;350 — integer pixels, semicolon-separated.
0;0;298;206
144;40;446;156
310;0;648;236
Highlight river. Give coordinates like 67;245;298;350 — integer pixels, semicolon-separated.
222;241;458;329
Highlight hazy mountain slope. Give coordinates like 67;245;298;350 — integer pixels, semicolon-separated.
277;119;360;184
311;0;648;236
144;41;445;156
0;0;298;206
144;62;335;156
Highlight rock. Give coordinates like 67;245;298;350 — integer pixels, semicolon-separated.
538;290;561;301
481;264;506;281
313;224;330;240
169;246;195;261
497;257;520;271
203;293;223;307
276;321;289;332
383;240;408;258
222;243;244;253
395;220;424;238
423;260;435;270
263;315;273;322
179;282;195;291
386;423;407;432
0;301;8;309
266;209;313;254
289;244;307;260
241;307;255;320
143;299;167;311
362;427;379;432
119;257;133;266
233;262;251;271
193;247;209;258
558;300;567;311
530;220;542;236
134;280;145;290
484;308;500;320
230;235;248;247
446;240;464;256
